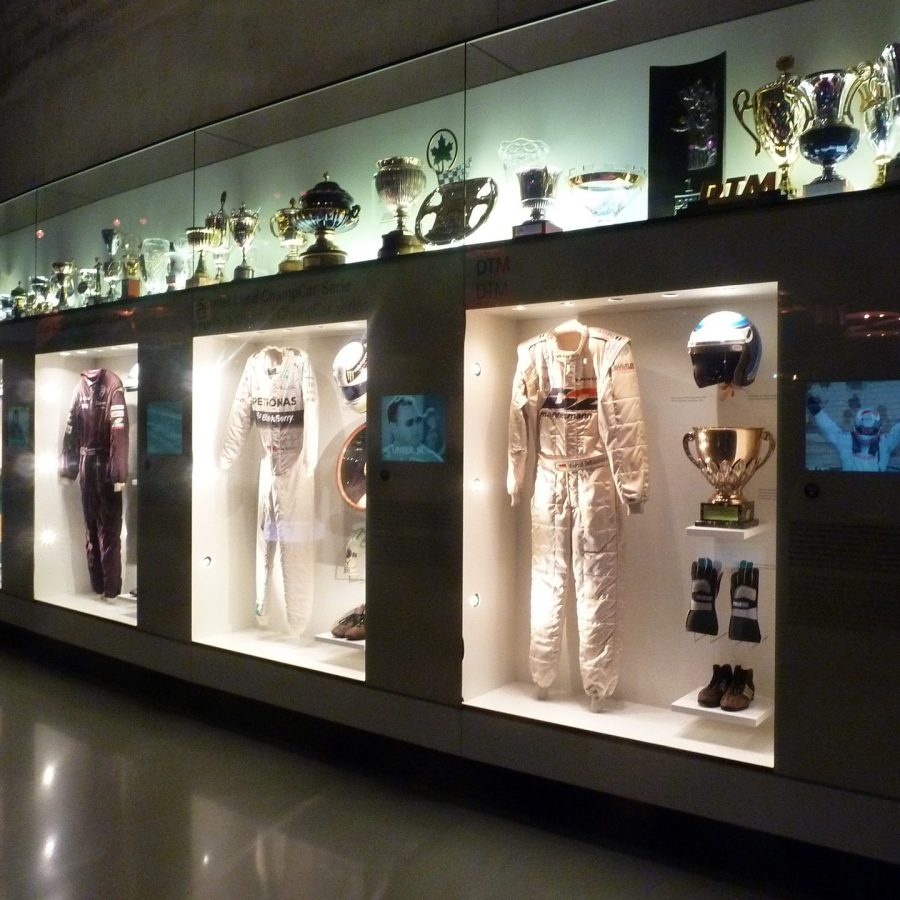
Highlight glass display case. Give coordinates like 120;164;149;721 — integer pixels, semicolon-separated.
192;319;368;680
34;343;139;625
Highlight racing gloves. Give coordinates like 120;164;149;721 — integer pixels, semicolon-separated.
685;557;721;635
686;558;762;643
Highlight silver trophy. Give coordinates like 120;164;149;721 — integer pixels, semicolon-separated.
295;173;361;267
683;426;776;528
797;69;862;195
51;261;76;310
854;42;900;186
374;156;427;257
568;165;647;224
228;202;260;279
498;138;561;237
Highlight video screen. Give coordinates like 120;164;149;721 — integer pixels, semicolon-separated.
805;380;900;472
380;393;446;463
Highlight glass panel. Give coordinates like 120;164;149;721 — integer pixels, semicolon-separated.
32;136;195;309
0;191;37;319
34;344;139;624
192;319;368;680
463;0;900;245
191;46;467;276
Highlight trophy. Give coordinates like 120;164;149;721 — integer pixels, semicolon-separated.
208;193;231;281
51;261;76;310
185;193;228;288
76;262;103;306
415;128;498;245
568;165;647;224
228;202;260;279
683;426;776;527
854;42;900;186
30;276;52;314
120;233;142;299
269;198;308;272
10;282;29;318
140;238;171;295
498;138;561;237
295;173;360;267
733;56;813;197
100;227;123;302
374;156;427;257
166;239;189;291
797;69;862;195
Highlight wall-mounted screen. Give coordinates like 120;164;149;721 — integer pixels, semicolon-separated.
805;380;900;472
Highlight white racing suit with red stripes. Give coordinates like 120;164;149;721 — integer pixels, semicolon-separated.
508;323;649;701
220;347;319;634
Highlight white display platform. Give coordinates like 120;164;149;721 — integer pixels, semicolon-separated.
686;524;771;540
198;628;365;681
671;688;774;728
314;632;366;650
465;682;774;768
36;593;138;627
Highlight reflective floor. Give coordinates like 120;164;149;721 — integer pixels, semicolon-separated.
0;634;896;900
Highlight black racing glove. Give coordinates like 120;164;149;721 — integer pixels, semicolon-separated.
807;394;822;416
685;557;722;636
728;559;761;643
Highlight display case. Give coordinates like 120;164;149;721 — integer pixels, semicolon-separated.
192;319;368;679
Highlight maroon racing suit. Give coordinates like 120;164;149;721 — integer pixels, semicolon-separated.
508;321;649;702
60;368;129;599
219;347;319;634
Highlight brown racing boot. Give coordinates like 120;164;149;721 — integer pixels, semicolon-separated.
721;666;755;711
697;664;733;707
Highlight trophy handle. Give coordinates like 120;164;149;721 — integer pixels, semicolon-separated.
682;431;704;470
847;61;875;117
268;214;281;240
732;89;762;156
756;429;777;470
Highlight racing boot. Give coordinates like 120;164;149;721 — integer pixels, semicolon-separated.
721;666;755;711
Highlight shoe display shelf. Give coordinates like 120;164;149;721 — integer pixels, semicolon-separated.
671;689;773;728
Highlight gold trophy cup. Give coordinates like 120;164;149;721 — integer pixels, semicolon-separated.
683;426;776;527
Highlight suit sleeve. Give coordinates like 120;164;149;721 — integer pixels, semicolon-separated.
107;376;129;484
219;360;254;470
59;384;81;480
598;340;649;513
507;345;536;500
301;353;319;476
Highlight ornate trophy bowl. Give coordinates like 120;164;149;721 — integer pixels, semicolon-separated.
733;56;813;196
269;199;308;272
296;173;360;267
797;69;861;195
375;156;427;257
855;42;900;186
683;426;776;528
140;238;171;295
567;165;647;224
228;203;260;280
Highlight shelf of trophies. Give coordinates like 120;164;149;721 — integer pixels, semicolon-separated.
2;5;899;321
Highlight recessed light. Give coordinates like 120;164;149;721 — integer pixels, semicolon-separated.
661;291;679;298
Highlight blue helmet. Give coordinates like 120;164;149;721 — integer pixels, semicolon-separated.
688;310;761;388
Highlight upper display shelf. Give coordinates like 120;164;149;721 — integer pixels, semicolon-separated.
0;0;897;320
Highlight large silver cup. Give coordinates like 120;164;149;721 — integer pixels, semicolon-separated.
683;426;776;527
374;156;427;257
854;42;900;186
798;69;861;194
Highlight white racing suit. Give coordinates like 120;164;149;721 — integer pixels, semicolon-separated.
220;347;319;634
508;322;649;701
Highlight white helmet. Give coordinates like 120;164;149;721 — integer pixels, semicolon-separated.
332;340;367;414
854;408;881;444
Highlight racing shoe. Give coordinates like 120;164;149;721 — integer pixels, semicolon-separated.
331;605;364;638
343;607;366;641
697;663;733;707
685;557;722;636
728;560;761;643
720;666;755;712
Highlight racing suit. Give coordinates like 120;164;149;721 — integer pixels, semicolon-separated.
59;368;129;599
812;409;900;471
220;347;318;634
508;322;649;701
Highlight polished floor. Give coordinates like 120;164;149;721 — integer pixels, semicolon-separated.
0;633;896;900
